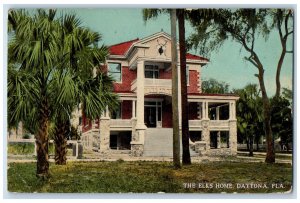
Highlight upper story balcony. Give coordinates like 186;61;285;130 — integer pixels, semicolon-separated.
131;78;172;95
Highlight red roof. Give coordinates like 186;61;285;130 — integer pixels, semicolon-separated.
108;38;209;62
186;53;209;62
109;38;139;55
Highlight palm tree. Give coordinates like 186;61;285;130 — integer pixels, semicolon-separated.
51;14;118;165
8;9;118;177
143;9;181;168
8;9;61;178
170;9;181;168
50;71;118;165
177;9;191;165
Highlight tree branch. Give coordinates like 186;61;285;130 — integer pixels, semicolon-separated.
245;56;259;68
277;9;284;43
284;10;291;37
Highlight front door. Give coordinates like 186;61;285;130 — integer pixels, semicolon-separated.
144;101;162;128
144;106;157;128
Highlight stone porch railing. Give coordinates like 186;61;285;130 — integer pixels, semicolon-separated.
110;119;132;130
189;119;231;131
131;78;172;95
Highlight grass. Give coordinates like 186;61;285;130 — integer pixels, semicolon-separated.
237;152;293;160
8;143;73;156
7;161;292;193
8;143;35;155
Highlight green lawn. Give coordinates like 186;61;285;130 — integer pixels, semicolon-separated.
7;161;292;193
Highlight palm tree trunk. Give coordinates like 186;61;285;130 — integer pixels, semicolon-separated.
170;9;181;169
36;98;50;179
249;134;254;157
54;120;68;165
178;9;191;165
256;136;260;151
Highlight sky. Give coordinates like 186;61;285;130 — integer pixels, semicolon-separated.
54;8;293;97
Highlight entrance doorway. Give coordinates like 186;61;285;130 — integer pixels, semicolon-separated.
144;101;162;128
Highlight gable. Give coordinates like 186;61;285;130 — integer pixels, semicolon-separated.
139;34;172;59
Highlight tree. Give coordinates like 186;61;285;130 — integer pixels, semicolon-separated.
50;71;118;165
270;9;294;97
51;14;118;165
170;9;181;168
233;84;263;156
8;9;61;178
270;92;292;151
202;78;230;94
187;9;278;163
8;9;118;177
143;8;192;166
143;9;181;168
177;9;191;165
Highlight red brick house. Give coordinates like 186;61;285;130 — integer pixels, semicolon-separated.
78;32;239;157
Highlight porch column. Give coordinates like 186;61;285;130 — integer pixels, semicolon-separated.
201;119;210;155
136;60;145;128
202;101;209;119
229;100;237;155
229;120;237;155
229;101;236;120
131;60;146;156
105;106;109;118
132;100;136;118
197;102;202;119
216;106;220;120
217;131;221;148
99;106;110;153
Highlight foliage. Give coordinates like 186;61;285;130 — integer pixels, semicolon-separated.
8;161;292;193
270;95;292;150
22;133;31;139
201;78;230;94
8;143;35;155
233;84;263;155
187;8;278;163
8;9;119;174
282;87;292;103
69;126;80;140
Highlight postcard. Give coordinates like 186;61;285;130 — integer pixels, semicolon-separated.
6;7;293;196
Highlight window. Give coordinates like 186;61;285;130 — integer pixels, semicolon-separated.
111;103;122;119
108;63;121;82
145;65;159;79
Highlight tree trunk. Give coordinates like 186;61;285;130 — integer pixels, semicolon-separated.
246;138;249;151
178;9;191;165
249;134;254;157
256;136;260;151
275;46;286;97
54;120;68;165
256;65;275;163
170;9;181;169
36;98;50;179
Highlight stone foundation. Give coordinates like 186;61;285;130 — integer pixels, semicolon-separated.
207;148;236;156
131;144;144;156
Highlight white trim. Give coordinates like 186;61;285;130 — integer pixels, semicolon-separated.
188;95;239;101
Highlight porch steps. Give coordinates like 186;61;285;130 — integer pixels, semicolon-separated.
143;128;198;157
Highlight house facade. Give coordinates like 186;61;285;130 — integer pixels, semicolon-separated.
78;32;239;157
